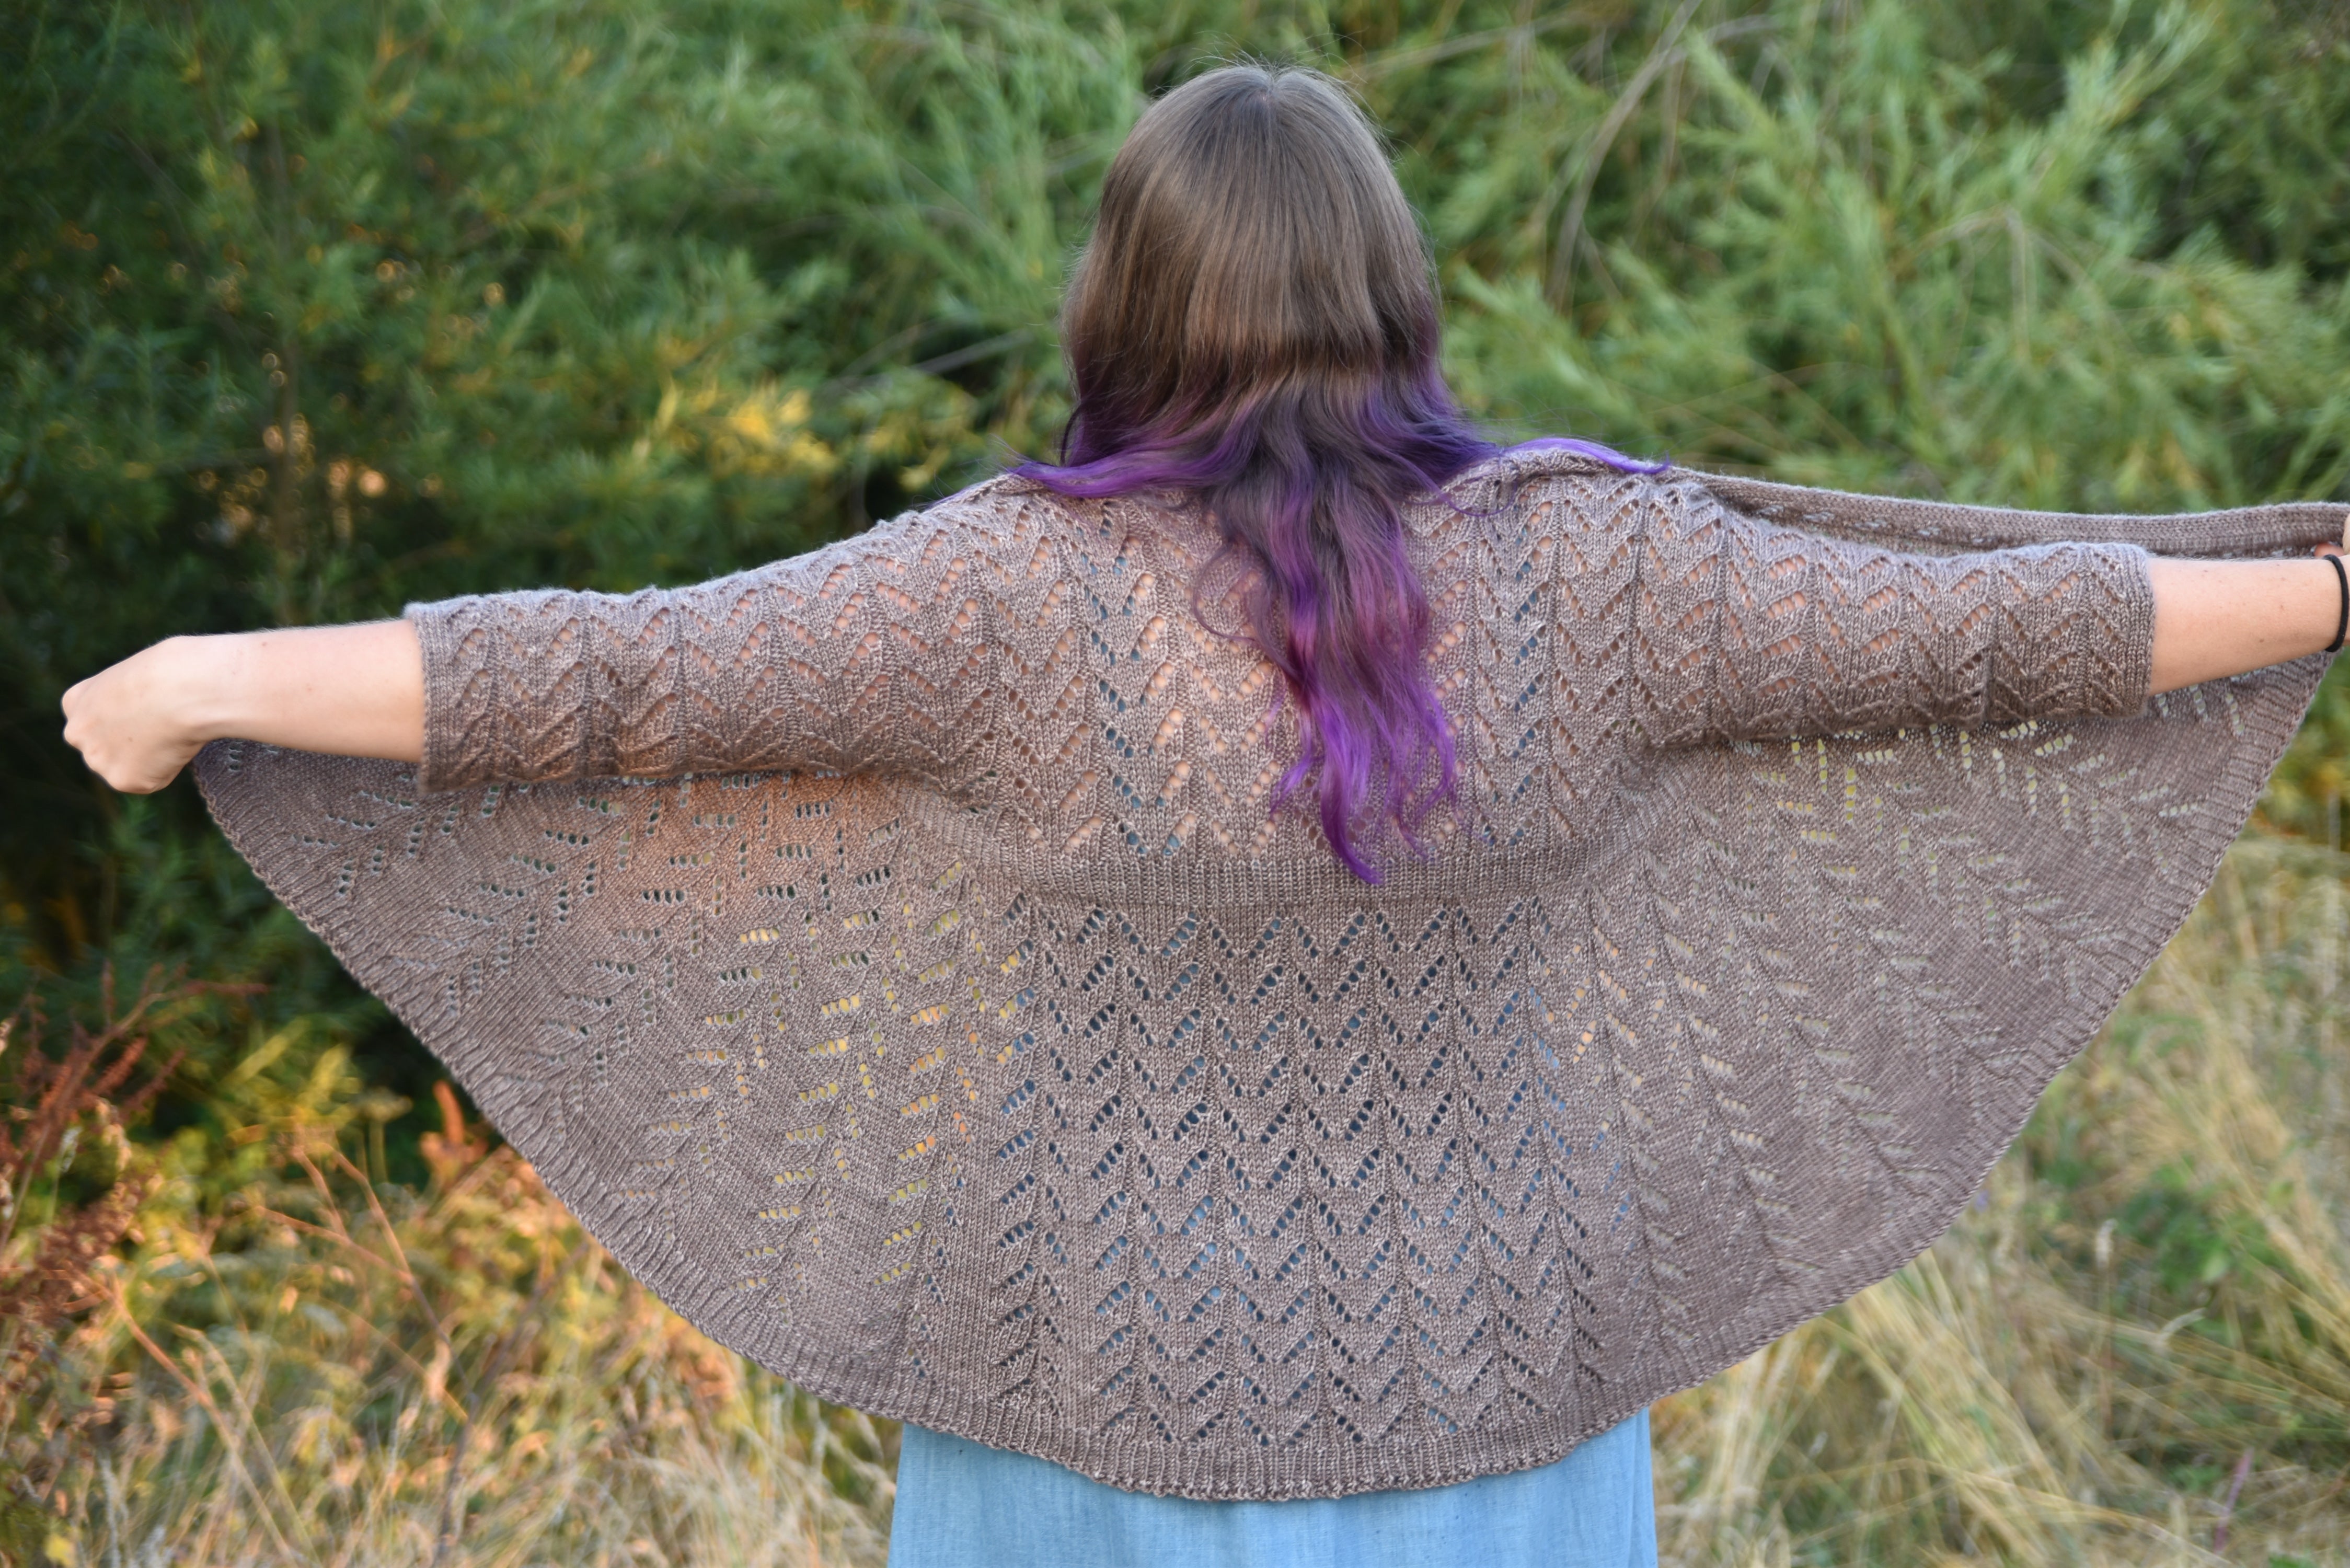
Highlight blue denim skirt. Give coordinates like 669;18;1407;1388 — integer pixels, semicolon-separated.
886;1409;1657;1568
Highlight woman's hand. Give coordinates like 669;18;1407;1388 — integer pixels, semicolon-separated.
62;637;225;793
62;620;427;794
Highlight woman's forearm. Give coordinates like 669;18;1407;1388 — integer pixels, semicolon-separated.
61;619;424;794
2147;550;2346;695
193;620;426;759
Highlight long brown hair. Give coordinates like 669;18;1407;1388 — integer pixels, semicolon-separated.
1061;64;1446;435
1018;64;1655;879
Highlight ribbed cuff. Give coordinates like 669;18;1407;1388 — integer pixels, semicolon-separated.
2104;542;2158;718
404;595;487;794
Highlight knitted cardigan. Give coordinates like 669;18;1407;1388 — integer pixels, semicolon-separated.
196;449;2340;1500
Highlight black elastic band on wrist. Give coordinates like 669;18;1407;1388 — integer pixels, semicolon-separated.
2327;552;2347;655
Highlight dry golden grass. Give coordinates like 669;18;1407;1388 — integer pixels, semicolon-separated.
1652;836;2350;1566
9;836;2350;1566
4;1098;894;1568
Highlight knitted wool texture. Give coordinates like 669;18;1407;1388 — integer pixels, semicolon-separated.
197;449;2340;1499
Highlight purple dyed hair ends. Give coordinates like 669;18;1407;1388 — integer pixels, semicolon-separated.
1018;64;1659;882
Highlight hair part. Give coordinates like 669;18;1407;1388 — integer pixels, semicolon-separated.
1019;62;1659;881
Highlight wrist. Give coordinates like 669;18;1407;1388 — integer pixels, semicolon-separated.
158;632;254;748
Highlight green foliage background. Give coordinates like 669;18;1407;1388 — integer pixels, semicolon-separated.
8;3;2350;1559
5;0;2348;1261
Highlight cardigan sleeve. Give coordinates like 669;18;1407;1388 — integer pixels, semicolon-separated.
406;507;997;793
1627;476;2158;746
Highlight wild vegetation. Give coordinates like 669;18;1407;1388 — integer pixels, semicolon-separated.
4;0;2347;1561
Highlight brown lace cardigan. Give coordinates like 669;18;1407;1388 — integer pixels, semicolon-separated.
197;449;2340;1498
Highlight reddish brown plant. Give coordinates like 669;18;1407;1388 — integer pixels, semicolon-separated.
0;972;192;1428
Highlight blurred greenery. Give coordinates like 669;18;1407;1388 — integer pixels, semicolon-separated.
4;0;2349;1559
7;0;2350;1103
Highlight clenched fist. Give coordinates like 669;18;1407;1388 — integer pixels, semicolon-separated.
61;637;225;794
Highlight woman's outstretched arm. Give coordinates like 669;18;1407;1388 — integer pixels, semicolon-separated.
64;503;1003;797
57;509;2350;794
2146;552;2348;694
1627;478;2350;748
63;620;424;794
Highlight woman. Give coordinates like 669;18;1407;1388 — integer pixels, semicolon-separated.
60;63;2348;1568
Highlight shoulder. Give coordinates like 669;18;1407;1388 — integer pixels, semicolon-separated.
869;471;1105;557
911;470;1216;567
812;474;1124;625
779;476;1077;574
1420;446;1687;539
